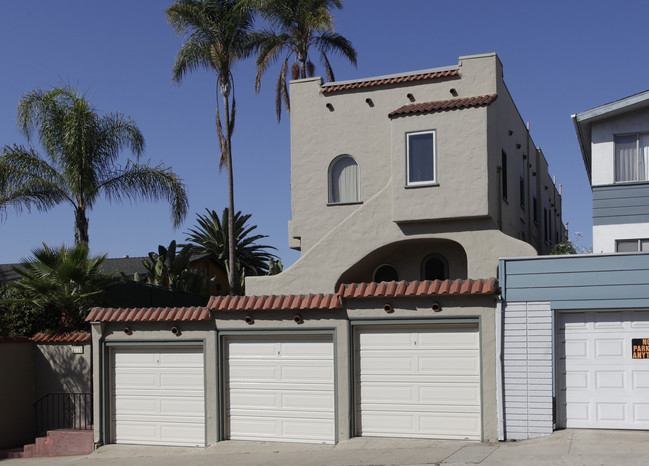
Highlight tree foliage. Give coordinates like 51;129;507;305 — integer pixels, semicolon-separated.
0;85;188;244
185;208;279;294
137;240;213;296
2;243;115;333
249;0;357;121
167;0;255;295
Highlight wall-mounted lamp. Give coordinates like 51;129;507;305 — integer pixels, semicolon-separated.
383;304;393;313
171;326;181;336
293;315;304;324
516;144;521;149
244;315;254;325
123;327;132;335
450;88;458;97
326;103;334;111
365;98;374;107
406;93;415;102
432;302;442;312
508;130;513;136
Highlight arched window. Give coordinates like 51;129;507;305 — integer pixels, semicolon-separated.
373;264;398;283
421;254;449;281
329;155;360;204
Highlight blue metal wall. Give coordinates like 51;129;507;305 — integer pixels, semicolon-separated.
500;253;649;309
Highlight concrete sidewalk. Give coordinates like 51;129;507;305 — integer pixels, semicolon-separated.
5;429;649;465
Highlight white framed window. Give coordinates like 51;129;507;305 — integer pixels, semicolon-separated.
406;130;436;186
615;133;649;182
616;239;649;252
328;155;360;204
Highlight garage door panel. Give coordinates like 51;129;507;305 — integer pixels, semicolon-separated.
595;339;624;357
225;337;335;444
596;370;625;389
111;347;205;447
597;402;626;421
632;371;649;388
559;310;649;430
356;325;481;440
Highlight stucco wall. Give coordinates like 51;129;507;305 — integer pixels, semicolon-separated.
591;107;649;186
488;67;563;254
0;341;35;448
34;343;91;400
248;182;536;295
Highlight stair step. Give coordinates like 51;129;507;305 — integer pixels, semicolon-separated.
0;429;93;459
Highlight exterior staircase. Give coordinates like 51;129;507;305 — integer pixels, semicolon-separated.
0;429;93;459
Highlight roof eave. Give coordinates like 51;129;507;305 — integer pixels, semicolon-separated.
571;113;592;184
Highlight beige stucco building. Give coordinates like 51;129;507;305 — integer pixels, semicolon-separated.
88;53;564;449
248;52;564;296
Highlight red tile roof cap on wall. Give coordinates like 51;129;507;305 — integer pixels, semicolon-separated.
321;66;459;93
31;332;91;343
338;278;498;299
208;293;341;311
85;306;211;323
389;94;498;118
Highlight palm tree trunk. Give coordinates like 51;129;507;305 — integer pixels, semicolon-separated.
221;89;237;296
74;206;89;244
298;51;307;79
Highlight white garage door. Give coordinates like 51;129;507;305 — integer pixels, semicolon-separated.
111;346;205;446
355;324;481;440
224;335;335;444
558;311;649;429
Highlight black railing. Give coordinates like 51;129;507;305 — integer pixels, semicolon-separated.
34;393;93;436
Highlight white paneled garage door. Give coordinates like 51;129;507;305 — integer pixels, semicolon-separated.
558;311;649;429
224;335;335;444
355;324;481;440
111;346;205;446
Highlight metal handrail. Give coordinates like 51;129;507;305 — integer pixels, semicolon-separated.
34;392;92;436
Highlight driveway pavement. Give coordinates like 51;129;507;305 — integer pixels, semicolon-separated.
5;429;649;465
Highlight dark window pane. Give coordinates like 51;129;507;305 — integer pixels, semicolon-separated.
408;133;434;183
374;265;398;282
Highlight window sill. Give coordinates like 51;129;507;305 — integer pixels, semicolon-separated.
327;201;363;207
405;182;439;189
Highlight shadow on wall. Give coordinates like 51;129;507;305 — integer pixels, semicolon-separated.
34;343;91;400
336;238;468;286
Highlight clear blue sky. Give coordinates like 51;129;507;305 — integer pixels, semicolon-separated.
1;0;647;266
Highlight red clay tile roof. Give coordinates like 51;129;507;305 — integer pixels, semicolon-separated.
321;69;459;93
208;293;341;311
85;306;211;322
389;94;498;118
31;332;91;343
338;278;498;299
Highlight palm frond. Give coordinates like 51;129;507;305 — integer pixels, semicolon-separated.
97;162;189;228
276;56;290;122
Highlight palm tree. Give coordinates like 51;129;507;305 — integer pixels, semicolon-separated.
249;0;357;121
185;208;278;294
0;85;188;245
7;243;115;332
167;0;255;296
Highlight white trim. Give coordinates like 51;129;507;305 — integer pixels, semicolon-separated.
406;130;437;186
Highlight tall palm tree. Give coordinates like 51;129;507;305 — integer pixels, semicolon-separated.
0;85;188;244
185;208;278;294
8;243;115;332
250;0;357;121
167;0;255;296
